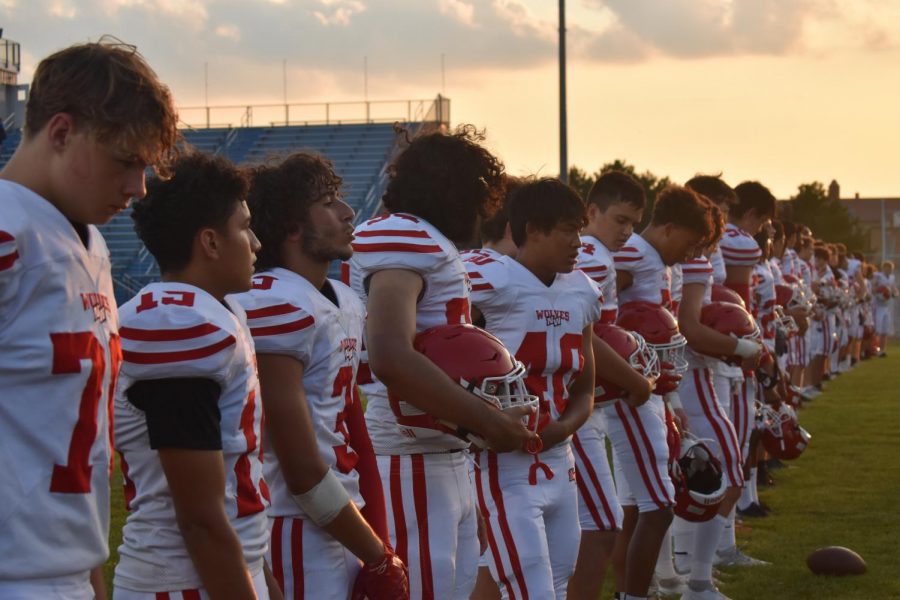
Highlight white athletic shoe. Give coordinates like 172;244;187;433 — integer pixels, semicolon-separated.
714;546;771;567
680;579;732;600
656;573;688;596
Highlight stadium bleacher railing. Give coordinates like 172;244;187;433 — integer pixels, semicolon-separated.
178;97;449;130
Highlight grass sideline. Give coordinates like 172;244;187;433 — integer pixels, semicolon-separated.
711;342;900;600
104;343;900;597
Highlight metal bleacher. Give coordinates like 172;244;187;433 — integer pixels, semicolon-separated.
0;95;449;303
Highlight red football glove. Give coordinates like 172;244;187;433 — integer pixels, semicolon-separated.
351;547;410;600
653;362;682;395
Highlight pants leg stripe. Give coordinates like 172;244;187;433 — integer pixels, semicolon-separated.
410;455;435;600
271;516;285;592
572;433;617;530
696;369;743;486
474;453;518;600
389;455;409;569
487;452;530;600
614;402;667;509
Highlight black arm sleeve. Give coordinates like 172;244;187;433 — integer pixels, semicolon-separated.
126;378;223;450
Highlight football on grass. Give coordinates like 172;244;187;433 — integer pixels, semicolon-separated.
806;546;867;576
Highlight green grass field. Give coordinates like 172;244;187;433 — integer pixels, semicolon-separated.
104;344;900;598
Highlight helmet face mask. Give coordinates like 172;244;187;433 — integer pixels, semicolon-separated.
592;325;659;402
616;301;688;376
393;324;541;449
672;434;728;522
759;404;810;460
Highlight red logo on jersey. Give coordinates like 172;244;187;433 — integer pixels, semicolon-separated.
581;243;595;256
535;309;570;327
81;292;112;323
340;338;358;362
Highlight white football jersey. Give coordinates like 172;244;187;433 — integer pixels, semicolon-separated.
781;248;800;278
466;256;602;422
114;282;269;592
460;246;505;264
680;257;715;367
614;233;672;310
577;235;617;323
680;257;714;304
769;258;784;284
0;180;119;581
349;213;471;454
233;269;366;517
799;258;813;289
753;262;777;347
720;224;761;267
709;247;727;285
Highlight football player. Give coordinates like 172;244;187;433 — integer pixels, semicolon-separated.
611;185;714;600
233;154;408;599
0;40;177;599
873;261;896;356
716;181;776;567
349;126;537;599
569;170;653;600
113;153;272;599
674;202;762;600
467;177;598;599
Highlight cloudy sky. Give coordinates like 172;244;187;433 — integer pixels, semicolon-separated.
4;0;900;198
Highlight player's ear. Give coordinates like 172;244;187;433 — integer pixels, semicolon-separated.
45;113;77;153
197;227;220;260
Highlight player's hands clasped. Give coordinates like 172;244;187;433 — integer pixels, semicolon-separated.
351;546;410;600
484;405;539;452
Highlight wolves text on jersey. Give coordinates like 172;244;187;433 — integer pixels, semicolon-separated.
340;337;358;362
80;292;113;323
535;309;571;327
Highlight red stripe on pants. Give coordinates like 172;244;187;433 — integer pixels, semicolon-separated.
410;455;435;600
474;453;517;600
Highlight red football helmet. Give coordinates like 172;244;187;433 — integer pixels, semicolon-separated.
711;284;746;309
699;301;761;366
389;324;539;448
773;285;800;336
759;404;811;460
592;323;660;403
617;301;688;374
672;434;728;522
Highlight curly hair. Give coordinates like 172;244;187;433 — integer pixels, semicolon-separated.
651;185;714;240
508;178;586;247
706;201;725;248
247;152;343;271
26;37;179;175
132;153;249;273
381;124;505;244
479;174;531;244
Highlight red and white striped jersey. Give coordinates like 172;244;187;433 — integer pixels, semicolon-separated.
0;181;120;582
781;248;801;278
799;259;813;289
680;256;714;304
233;268;366;517
753;262;777;347
467;256;602;422
577;235;617;323
614;233;673;310
460;246;505;264
349;213;471;454
769;258;784;284
114;283;269;592
709;247;727;285
720;224;761;267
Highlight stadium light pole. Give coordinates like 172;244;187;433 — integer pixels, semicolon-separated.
559;0;568;184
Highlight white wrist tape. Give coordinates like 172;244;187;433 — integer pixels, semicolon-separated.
664;392;683;410
292;469;351;527
734;338;761;358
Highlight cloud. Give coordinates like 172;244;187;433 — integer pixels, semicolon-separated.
3;0;896;106
439;0;477;27
214;23;241;41
313;0;366;26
